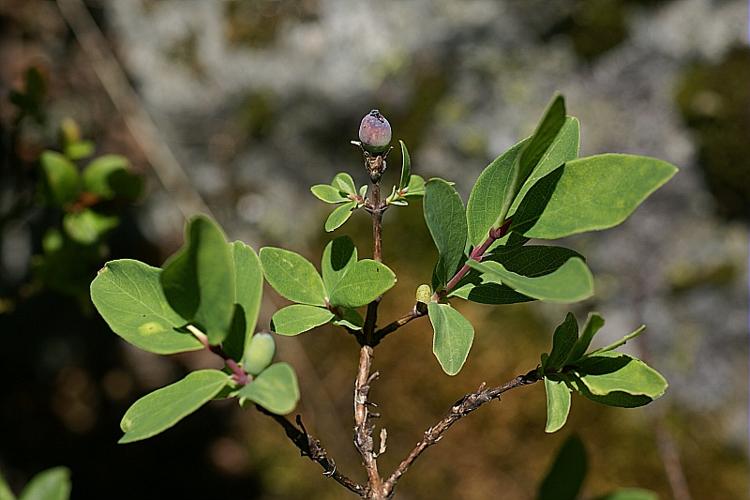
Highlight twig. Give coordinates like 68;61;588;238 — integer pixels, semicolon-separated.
371;305;427;346
186;325;248;385
256;407;366;496
382;369;540;497
353;345;383;498
55;0;214;220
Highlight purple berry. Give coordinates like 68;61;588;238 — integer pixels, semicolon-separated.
358;110;392;154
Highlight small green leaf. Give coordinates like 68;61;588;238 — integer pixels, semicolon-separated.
589;325;646;355
0;468;15;500
517;94;567;191
259;247;327;306
64;140;95;160
398;140;411;189
545;313;579;371
311;184;348;203
82;154;141;200
40;151;80;207
332;307;364;330
161;215;235;345
537;434;587;500
508;116;580;217
513;154;678;239
18;467;71;500
325;201;357;232
328;260;396;308
332;172;357;194
90;260;202;354
424;178;468;288
449;245;583;305
271;304;334;336
222;242;264;361
404;174;425;197
566;312;605;363
321;236;358;292
428;302;474;376
238;362;300;414
570;374;655;408
544;378;571;433
594;488;659;500
119;369;229;443
359;185;368;198
466;138;527;246
575;352;667;399
467;257;593;303
62;209;118;245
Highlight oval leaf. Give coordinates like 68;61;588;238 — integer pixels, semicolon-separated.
321;236;358;292
91;260;202;354
82;154;130;199
332;172;356;194
63;209;118;245
328;259;396;308
467;257;594;303
545;312;579;371
311;184;348;204
119;369;229;443
161;215;235;345
513;154;678;239
544;378;571;433
566;312;605;363
259;247;326;306
538;434;587;500
424;178;467;288
398;140;411;190
40;151;80;207
575;353;667;399
271;304;334;336
325;201;357;232
238;362;300;414
222;242;264;361
428;302;474;376
18;467;71;500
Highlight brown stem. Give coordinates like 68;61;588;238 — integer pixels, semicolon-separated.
354;346;384;498
371;305;427;346
442;219;512;295
382;369;540;497
256;406;366;496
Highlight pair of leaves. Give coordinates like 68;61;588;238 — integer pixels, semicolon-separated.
450;245;591;305
310;172;365;232
262;237;395;336
541;313;667;433
537;435;657;500
0;466;71;500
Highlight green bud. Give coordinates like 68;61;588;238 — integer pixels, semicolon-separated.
415;284;432;304
243;332;276;376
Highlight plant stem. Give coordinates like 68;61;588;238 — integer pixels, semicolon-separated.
354;346;383;498
382;369;540;497
371;305;427;346
441;219;512;295
256;406;366;496
186;324;248;385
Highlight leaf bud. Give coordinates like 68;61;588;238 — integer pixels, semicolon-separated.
244;332;276;376
415;284;432;304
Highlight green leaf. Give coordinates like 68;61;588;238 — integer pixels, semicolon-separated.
544;378;571;433
259;247;327;306
467;257;593;304
575;352;667;399
18;467;71;500
90;259;202;354
566;312;605;363
161;215;235;345
222;242;264;361
545;313;579;371
449;245;583;305
40;151;80;206
508;116;580;217
398;140;411;189
0;468;15;500
332;307;364;330
325;201;357;232
62;209;119;245
428;302;474;376
328;260;396;308
271;304;334;336
517;94;567;192
82;154;141;200
424;178;468;288
466;138;527;246
589;325;646;355
513;154;678;239
594;488;659;500
321;236;358;293
238;362;300;414
311;184;348;204
404;174;425;197
537;434;587;500
119;369;229;443
332;172;357;194
64;140;95;161
569;374;655;408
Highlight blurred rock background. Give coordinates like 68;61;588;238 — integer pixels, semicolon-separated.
0;0;747;498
